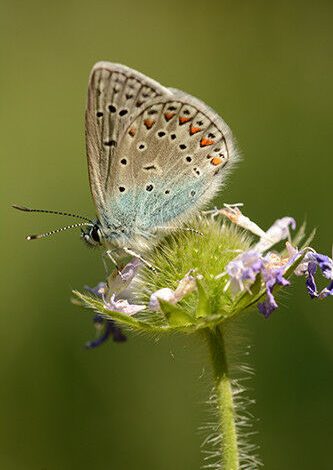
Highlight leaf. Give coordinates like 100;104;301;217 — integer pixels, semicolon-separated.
73;291;171;333
158;299;194;327
300;228;316;250
290;221;307;248
195;277;211;318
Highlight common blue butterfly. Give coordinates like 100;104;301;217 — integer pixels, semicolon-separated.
14;62;237;270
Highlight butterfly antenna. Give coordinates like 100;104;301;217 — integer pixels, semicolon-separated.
26;222;93;240
12;204;93;223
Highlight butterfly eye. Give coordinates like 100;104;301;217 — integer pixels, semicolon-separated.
90;225;102;244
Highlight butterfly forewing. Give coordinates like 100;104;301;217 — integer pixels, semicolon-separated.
85;62;172;215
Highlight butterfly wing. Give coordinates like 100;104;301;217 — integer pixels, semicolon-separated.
85;62;173;215
86;62;238;249
106;93;238;234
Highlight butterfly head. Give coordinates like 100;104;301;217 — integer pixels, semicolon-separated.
81;221;104;247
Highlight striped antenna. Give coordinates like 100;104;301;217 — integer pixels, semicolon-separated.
26;222;93;240
12;204;93;223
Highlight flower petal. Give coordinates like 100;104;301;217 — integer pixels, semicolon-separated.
220;205;267;238
225;250;263;295
85;315;126;348
300;251;333;299
255;217;296;253
106;258;142;298
319;280;333;299
305;262;318;298
310;253;333;280
105;294;146;316
258;288;278;318
258;268;290;317
174;271;198;301
84;282;106;298
149;288;176;312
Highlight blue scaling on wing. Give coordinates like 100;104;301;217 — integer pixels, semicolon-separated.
102;177;207;234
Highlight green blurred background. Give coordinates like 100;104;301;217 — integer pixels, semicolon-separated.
1;0;333;468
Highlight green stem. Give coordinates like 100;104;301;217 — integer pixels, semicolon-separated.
205;326;239;470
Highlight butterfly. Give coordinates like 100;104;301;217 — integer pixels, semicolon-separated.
14;62;238;270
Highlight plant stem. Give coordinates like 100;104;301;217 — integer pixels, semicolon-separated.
205;326;239;470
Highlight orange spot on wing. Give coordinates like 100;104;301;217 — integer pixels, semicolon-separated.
200;137;215;147
144;118;155;129
190;126;201;135
129;127;136;137
179;116;191;125
210;156;223;166
164;112;175;121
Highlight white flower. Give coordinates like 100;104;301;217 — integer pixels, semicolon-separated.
148;288;176;311
105;294;146;315
255;217;296;252
149;271;199;311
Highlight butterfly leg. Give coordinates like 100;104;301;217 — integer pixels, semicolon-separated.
123;247;156;272
103;250;127;279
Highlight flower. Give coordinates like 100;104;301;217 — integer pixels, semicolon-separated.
84;282;106;297
255;217;296;253
301;252;333;299
84;282;127;347
223;250;263;295
107;258;142;297
105;294;146;315
149;288;176;311
320;281;333;299
74;206;332;334
85;313;127;349
148;271;199;311
216;204;296;253
221;209;332;317
217;204;267;238
83;260;145;348
257;261;290;317
223;249;292;317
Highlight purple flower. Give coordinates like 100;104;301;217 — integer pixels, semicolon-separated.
224;250;291;317
108;258;142;297
306;262;319;299
220;207;332;317
309;253;333;279
319;281;333;299
85;313;126;349
84;282;127;348
258;265;290;318
83;259;146;348
303;252;333;299
224;250;263;295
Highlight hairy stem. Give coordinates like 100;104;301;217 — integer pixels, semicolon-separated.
205;326;239;470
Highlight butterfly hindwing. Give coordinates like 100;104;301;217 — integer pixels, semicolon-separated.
106;94;237;231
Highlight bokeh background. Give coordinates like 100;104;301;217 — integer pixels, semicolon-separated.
1;1;333;468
